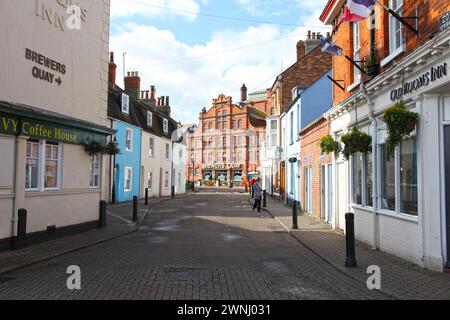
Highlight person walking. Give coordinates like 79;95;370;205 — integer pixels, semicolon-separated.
252;178;262;212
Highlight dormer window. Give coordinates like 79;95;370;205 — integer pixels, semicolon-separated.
147;111;153;127
163;119;169;133
122;93;129;114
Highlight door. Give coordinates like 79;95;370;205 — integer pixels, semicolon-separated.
337;162;347;231
280;162;286;200
304;167;312;214
327;164;334;224
320;165;326;220
445;125;450;268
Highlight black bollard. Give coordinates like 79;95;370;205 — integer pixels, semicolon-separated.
263;190;267;208
99;201;107;228
145;188;149;205
13;209;28;250
171;185;175;198
345;212;357;268
133;196;138;222
292;200;299;230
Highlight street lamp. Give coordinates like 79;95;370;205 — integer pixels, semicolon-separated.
289;157;299;230
111;136;118;204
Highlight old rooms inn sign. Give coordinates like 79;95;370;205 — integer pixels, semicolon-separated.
0;113;105;145
390;63;448;101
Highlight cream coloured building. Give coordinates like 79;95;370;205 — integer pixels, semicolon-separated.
0;0;113;250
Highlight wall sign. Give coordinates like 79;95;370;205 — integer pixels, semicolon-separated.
35;0;88;32
390;63;448;101
25;48;66;86
205;163;242;170
0;113;105;145
440;11;450;32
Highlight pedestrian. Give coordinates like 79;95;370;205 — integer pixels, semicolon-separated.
252;178;262;213
250;177;256;197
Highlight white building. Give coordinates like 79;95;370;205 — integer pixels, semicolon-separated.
0;0;113;250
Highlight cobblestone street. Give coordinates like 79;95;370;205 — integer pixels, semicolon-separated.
0;193;391;300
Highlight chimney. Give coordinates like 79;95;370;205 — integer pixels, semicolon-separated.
161;96;165;106
240;84;248;103
157;97;161;106
165;96;170;106
305;30;321;55
150;85;156;99
124;71;141;97
108;52;117;85
296;40;305;61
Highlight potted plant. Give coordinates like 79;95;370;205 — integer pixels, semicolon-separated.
84;141;105;156
319;134;341;155
365;52;380;75
340;127;372;160
105;141;121;155
383;101;419;157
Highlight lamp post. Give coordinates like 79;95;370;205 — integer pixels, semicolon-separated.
289;157;299;230
111;136;118;204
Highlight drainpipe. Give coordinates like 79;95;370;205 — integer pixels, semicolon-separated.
12;136;27;240
361;84;379;250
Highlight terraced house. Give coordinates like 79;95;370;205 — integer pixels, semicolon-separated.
320;0;450;271
0;0;113;250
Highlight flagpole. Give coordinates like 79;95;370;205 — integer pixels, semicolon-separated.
374;0;418;35
344;55;366;74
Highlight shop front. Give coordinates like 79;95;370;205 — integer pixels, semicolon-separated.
326;30;450;271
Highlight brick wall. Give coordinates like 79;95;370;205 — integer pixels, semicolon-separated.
330;0;450;107
300;118;332;221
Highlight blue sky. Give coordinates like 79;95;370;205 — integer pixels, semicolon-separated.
110;0;330;123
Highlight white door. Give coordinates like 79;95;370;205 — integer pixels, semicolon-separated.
337;162;347;231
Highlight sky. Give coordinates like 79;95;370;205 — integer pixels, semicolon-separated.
110;0;331;124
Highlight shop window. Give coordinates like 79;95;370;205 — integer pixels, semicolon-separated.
149;137;154;157
125;128;133;152
45;142;60;189
89;154;101;188
381;145;396;211
26;140;40;190
352;153;363;205
366;151;373;207
124;167;132;192
400;138;418;216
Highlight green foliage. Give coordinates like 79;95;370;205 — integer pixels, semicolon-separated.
84;141;105;156
105;141;121;156
319;134;340;155
341;127;372;160
384;102;419;158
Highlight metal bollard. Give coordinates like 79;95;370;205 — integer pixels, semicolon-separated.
171;185;175;198
133;196;138;222
263;190;267;208
99;201;107;229
345;212;357;268
13;209;27;250
292;200;299;230
145;188;149;205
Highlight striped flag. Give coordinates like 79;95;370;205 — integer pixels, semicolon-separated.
320;37;344;57
342;0;376;22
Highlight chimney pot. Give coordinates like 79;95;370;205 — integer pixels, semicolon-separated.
108;52;117;85
161;96;165;106
166;96;170;106
150;86;156;99
240;84;248;103
307;30;311;40
124;70;141;97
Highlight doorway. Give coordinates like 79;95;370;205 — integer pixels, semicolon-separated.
327;164;334;224
320;165;326;221
304;167;312;214
445;125;450;268
337;162;347;231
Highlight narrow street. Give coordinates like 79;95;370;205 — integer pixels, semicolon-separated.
0;192;389;300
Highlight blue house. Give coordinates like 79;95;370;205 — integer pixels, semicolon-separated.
284;70;333;207
108;84;142;202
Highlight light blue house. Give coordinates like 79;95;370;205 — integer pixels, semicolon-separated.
284;70;333;206
108;84;143;203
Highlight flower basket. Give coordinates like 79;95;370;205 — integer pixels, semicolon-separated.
319;134;341;155
383;101;419;158
105;141;121;156
340;127;372;160
84;141;105;156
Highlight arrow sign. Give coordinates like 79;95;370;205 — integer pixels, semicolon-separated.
55;77;62;86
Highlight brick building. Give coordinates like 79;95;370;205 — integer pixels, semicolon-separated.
187;87;267;187
320;0;450;271
300;118;333;223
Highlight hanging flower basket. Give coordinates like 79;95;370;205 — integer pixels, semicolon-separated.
105;141;121;156
84;141;105;156
319;134;341;155
340;127;372;160
384;101;419;158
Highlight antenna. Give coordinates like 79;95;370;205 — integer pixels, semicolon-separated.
123;52;127;85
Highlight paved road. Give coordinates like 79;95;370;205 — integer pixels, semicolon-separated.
0;193;390;300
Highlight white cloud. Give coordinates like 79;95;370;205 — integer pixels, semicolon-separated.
111;0;203;22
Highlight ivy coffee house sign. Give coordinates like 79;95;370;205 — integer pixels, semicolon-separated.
390;63;448;101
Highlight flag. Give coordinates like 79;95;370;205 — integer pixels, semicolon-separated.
342;0;376;22
320;37;344;57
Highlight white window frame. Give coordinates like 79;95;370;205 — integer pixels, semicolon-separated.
147;111;153;127
270;119;278;148
125;128;133;152
164;171;169;189
147;170;153;191
149;136;155;157
89;154;101;188
26;140;41;191
124;167;132;192
163;119;169;133
381;0;405;67
122;93;130;114
352;21;361;86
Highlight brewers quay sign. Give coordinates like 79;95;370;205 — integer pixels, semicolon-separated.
0;113;104;145
390;63;448;101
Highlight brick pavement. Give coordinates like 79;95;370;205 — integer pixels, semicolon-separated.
0;197;171;276
260;196;450;300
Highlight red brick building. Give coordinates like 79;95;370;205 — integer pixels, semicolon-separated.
187;87;267;187
300;118;332;222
